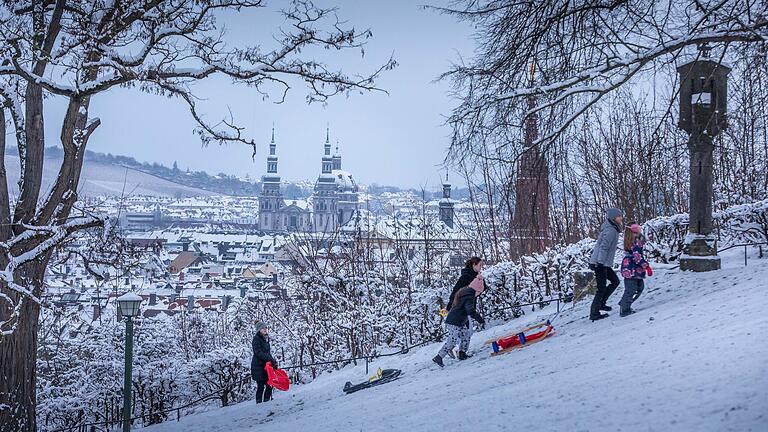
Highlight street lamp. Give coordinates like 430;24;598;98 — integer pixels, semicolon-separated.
117;292;143;432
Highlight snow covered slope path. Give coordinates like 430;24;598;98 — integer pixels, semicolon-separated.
146;250;768;432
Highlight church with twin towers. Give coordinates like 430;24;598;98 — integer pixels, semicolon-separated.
258;126;360;233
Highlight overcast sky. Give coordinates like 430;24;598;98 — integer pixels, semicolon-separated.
41;1;475;189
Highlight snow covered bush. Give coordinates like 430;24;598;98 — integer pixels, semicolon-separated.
481;239;594;321
644;198;768;261
37;307;125;431
236;264;450;385
482;199;768;320
183;348;252;409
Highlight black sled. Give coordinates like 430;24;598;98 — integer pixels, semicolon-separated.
343;368;402;394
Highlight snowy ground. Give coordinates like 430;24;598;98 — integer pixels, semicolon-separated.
146;249;768;432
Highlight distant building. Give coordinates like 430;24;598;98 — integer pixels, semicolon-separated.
259;126;359;233
258;127;311;232
510;94;550;258
169;251;206;274
120;204;162;230
439;174;455;228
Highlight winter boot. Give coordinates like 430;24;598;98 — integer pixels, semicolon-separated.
599;305;613;312
432;355;444;368
458;351;472;360
620;309;636;317
590;313;609;321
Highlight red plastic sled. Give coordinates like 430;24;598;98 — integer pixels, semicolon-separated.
489;321;555;356
265;362;290;391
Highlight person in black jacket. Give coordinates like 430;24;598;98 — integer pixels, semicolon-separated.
251;321;278;403
433;275;486;367
446;257;484;312
442;257;485;358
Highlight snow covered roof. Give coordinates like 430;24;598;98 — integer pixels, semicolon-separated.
284;199;311;211
370;215;466;240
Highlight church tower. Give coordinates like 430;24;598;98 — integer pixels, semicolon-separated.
313;126;338;232
331;141;359;228
439;173;455;228
510;69;550;257
259;126;285;231
332;141;342;170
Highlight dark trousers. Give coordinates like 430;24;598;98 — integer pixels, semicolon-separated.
619;279;645;313
590;265;620;317
256;381;273;403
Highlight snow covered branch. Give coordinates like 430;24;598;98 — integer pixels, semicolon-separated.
439;0;768;163
0;215;104;336
1;0;394;148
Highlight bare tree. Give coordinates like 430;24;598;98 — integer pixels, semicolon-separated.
437;0;768;159
434;0;768;251
0;1;394;429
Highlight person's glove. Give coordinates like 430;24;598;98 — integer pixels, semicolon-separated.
646;265;653;277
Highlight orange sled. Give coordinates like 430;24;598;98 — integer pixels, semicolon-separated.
488;321;554;356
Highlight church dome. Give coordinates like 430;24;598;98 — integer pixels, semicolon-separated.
332;169;358;192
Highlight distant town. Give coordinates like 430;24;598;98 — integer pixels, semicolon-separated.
45;130;480;323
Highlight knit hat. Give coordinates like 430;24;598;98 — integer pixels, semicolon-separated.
606;208;624;221
630;224;642;234
254;321;267;333
469;276;485;295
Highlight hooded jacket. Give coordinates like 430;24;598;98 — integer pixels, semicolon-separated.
589;208;623;267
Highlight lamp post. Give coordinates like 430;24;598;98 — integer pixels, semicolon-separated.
117;292;143;432
676;46;730;272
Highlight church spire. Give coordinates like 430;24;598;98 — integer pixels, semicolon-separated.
267;125;278;174
439;170;454;228
321;124;333;174
525;59;539;148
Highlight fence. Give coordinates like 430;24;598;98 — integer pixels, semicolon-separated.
719;241;766;266
668;241;767;269
50;295;572;432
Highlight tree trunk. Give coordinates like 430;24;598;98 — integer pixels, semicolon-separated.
0;262;45;432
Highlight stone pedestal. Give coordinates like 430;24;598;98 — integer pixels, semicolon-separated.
679;237;721;272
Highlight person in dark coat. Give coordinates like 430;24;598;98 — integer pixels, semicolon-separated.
446;257;484;311
588;208;624;321
443;257;486;358
251;321;278;403
433;276;486;367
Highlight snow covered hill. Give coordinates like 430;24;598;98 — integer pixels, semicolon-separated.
145;249;768;432
4;155;213;197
